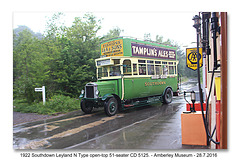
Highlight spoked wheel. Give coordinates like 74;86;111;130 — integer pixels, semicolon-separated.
81;99;93;114
104;97;118;116
163;88;173;104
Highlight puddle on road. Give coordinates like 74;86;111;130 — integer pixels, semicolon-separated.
49;114;124;139
13;112;98;134
41;124;59;132
69;103;184;149
14;114;124;149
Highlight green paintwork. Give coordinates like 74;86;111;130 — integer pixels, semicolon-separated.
96;79;122;99
93;76;177;101
123;76;177;100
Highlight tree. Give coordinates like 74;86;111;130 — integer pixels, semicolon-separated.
14;25;43;40
101;26;124;42
13;13;103;102
13;12;105;103
13;29;51;103
156;35;163;43
49;13;102;97
144;33;151;41
44;12;66;39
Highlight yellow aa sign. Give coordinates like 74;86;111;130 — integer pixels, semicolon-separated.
186;48;203;71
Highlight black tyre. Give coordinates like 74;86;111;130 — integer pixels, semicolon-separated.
163;88;173;104
81;99;93;114
104;97;118;116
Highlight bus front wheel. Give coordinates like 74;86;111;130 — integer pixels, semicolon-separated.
81;99;93;114
104;97;118;116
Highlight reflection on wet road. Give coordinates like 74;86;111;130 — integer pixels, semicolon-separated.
13;80;197;149
67;102;184;149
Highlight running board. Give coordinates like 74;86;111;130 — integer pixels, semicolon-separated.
122;95;162;109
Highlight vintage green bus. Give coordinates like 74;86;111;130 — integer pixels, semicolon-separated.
80;37;179;116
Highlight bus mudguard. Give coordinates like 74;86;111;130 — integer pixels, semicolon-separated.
101;93;113;101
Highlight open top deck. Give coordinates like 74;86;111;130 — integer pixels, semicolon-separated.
100;37;177;60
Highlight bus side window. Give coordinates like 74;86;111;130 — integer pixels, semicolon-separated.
155;61;161;76
139;64;146;75
147;60;154;75
163;65;168;75
98;67;108;78
147;64;154;75
160;65;163;75
110;66;121;76
155;65;161;75
97;68;102;79
169;66;175;75
123;60;132;75
103;67;108;77
162;62;168;75
133;64;138;75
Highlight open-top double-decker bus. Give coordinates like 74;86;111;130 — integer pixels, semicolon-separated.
80;37;179;116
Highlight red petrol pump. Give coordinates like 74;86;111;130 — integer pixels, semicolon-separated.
182;91;207;146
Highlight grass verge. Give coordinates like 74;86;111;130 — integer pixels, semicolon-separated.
13;95;80;115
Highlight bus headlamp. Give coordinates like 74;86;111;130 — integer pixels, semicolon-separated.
96;90;100;96
81;90;85;94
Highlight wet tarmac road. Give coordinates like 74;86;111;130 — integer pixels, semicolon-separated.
13;80;200;149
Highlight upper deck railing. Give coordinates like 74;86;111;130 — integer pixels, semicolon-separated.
100;36;177;48
100;37;177;60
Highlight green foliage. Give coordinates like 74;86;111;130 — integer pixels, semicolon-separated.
144;33;151;41
14;95;79;115
13;29;47;103
101;27;123;41
13;13;102;104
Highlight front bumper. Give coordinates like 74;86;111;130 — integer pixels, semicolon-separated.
80;97;104;108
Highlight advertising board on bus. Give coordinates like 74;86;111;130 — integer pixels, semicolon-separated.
131;43;176;60
101;39;124;57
